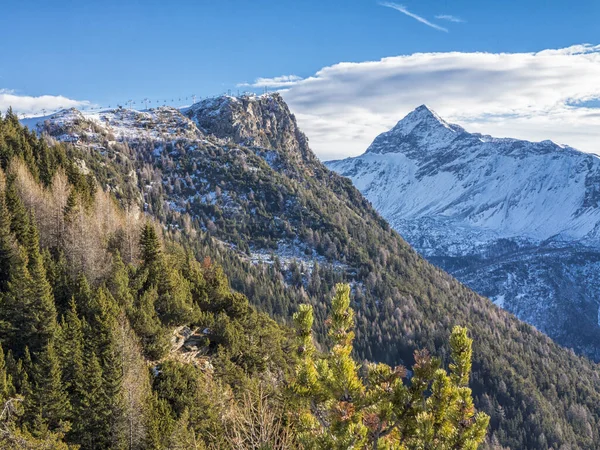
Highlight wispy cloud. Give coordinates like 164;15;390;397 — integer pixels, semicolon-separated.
256;45;600;160
238;75;303;88
379;2;448;32
0;89;90;116
435;14;465;23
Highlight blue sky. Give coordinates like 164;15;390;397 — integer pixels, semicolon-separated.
2;0;597;104
2;0;600;158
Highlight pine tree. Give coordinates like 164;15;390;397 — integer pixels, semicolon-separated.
80;287;126;448
4;174;30;247
0;247;33;356
63;190;79;221
0;217;58;357
167;408;202;450
31;340;71;432
24;215;58;354
57;299;85;409
44;250;72;314
182;249;208;307
100;317;126;449
0;175;15;291
140;223;161;267
155;260;197;326
0;343;14;403
130;286;170;360
73;273;94;323
291;283;490;450
75;351;104;449
292;284;367;449
144;392;175;450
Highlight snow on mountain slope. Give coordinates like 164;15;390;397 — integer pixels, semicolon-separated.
326;106;600;360
24;106;204;146
331;105;600;246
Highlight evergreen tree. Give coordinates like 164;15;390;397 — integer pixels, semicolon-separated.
0;247;33;356
291;283;489;450
72;273;94;323
140;223;161;267
137;223;198;326
100;316;126;449
72;349;114;449
4;174;30;246
44;250;72;314
0;343;14;403
57;299;85;413
0;178;15;291
129;287;170;360
24;215;58;354
0;218;58;357
81;287;126;448
31;340;71;433
144;392;175;450
182;249;208;307
155;260;198;326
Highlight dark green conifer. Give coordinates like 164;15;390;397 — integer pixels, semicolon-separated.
0;180;15;290
144;392;175;450
4;175;30;246
167;408;202;449
32;340;71;432
140;223;161;267
0;247;32;356
0;343;15;402
57;299;85;397
24;216;58;354
75;351;104;448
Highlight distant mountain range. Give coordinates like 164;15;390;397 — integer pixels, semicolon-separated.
326;105;600;361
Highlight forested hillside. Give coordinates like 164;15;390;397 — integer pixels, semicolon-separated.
0;110;296;448
15;96;600;450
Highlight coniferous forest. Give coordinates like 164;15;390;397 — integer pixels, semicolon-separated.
1;98;600;450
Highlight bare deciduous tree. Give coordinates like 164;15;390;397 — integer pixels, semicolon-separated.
223;386;294;450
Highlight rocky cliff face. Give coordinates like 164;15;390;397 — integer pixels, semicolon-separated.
183;94;318;170
327;105;600;360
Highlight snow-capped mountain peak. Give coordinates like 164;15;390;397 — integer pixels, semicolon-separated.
329;109;600;244
392;104;451;133
367;105;465;155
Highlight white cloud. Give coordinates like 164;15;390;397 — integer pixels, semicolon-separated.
0;90;90;116
435;14;465;23
379;2;448;32
238;75;303;88
268;44;600;160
